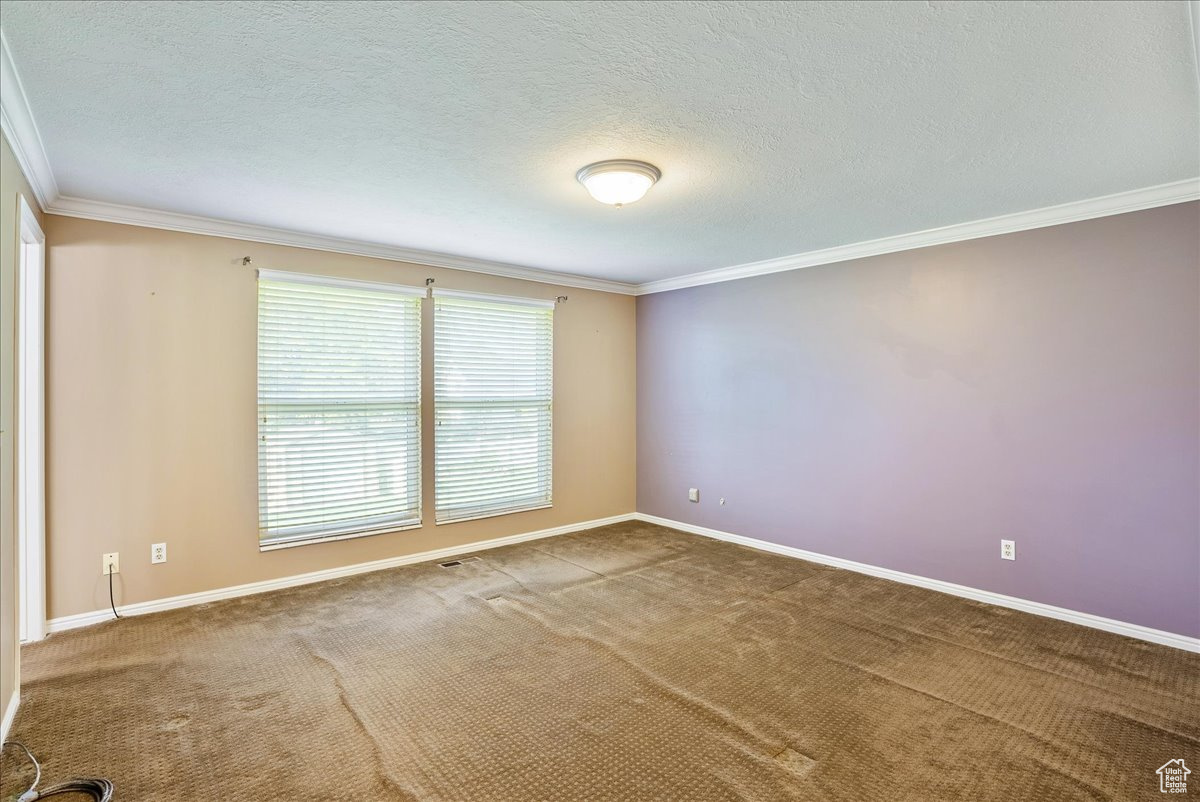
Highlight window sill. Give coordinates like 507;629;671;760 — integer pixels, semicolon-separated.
434;503;552;526
260;521;422;552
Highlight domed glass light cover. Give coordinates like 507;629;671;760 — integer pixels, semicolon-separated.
576;160;661;207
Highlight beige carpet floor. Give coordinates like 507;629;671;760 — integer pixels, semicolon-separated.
3;521;1197;801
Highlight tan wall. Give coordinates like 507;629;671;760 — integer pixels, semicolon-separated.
44;215;636;619
1;134;46;724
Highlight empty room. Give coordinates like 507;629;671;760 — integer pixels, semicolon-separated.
0;1;1197;800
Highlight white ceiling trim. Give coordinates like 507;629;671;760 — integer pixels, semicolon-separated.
634;179;1200;295
0;29;57;209
46;195;639;294
0;25;636;296
37;181;1200;300
4;25;1196;298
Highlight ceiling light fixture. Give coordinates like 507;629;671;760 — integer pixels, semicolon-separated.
576;160;661;207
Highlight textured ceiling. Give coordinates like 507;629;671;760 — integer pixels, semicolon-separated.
3;1;1198;283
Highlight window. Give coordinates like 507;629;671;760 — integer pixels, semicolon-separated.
257;271;423;548
433;290;554;523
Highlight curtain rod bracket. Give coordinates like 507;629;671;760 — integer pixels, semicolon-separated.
242;256;253;266
556;296;568;304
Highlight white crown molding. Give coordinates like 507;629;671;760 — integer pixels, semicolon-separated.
4;25;1197;296
2;23;637;296
0;28;58;209
633;513;1200;652
51;180;1199;298
47;513;637;633
46;195;640;295
635;179;1200;295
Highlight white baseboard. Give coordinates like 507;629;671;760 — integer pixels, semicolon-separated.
1;690;18;741
44;510;1198;653
47;513;637;634
633;513;1200;653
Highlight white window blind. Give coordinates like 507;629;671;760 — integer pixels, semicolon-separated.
257;270;423;548
434;289;553;524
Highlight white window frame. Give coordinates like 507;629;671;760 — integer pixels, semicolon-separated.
433;288;555;525
256;269;425;550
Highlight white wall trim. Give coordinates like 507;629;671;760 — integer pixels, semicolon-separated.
45;195;640;295
0;24;637;296
634;179;1200;294
17;195;47;644
633;513;1200;653
46;181;1200;299
0;29;57;209
3;26;1197;297
38;510;1200;652
0;690;18;742
46;513;637;634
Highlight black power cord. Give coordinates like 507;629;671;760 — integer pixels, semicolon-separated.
2;740;114;801
107;561;121;620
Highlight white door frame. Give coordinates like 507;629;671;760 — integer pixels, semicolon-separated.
17;195;45;642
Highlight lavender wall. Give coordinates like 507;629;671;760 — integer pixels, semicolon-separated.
637;202;1200;638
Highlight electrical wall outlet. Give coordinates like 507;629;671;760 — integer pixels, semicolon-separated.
688;488;700;503
1000;540;1015;561
102;552;120;575
151;542;167;564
